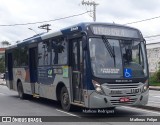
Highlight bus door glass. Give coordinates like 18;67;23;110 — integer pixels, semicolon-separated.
71;38;84;102
7;52;13;89
29;47;38;93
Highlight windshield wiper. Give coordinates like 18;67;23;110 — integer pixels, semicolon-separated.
102;36;116;66
102;36;115;58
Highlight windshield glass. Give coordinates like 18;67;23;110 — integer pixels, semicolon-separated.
89;38;147;79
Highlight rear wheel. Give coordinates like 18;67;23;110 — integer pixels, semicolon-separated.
17;82;26;99
60;86;71;111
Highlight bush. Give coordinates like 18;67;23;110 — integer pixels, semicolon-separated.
149;69;160;86
156;69;160;82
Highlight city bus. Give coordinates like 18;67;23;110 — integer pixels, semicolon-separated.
5;22;149;111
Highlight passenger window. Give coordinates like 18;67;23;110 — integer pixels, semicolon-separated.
51;38;68;65
38;41;51;66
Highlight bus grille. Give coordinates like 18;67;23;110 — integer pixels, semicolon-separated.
106;83;141;89
110;97;137;105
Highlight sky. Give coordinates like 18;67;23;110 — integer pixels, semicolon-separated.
0;0;160;46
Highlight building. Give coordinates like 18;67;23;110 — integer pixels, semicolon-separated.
146;42;160;73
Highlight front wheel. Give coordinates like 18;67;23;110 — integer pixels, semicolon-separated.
60;86;71;111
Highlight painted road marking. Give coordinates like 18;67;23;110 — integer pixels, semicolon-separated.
0;92;6;95
56;109;81;118
153;96;160;98
121;106;160;115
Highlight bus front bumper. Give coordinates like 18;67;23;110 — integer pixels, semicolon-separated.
88;90;149;109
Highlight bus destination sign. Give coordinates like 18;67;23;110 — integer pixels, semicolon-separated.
91;26;140;38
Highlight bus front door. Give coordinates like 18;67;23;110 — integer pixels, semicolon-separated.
71;39;84;103
7;53;13;89
29;47;38;94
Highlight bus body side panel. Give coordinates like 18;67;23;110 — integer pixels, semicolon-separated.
36;66;71;101
12;67;32;95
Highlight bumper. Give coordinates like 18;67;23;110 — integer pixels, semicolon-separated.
88;90;149;108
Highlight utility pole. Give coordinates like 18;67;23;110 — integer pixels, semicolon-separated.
38;24;51;32
82;0;99;22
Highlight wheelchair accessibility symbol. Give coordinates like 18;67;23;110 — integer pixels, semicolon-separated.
124;68;132;78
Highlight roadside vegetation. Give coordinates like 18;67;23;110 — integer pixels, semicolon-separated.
0;56;5;73
0;40;11;73
149;64;160;86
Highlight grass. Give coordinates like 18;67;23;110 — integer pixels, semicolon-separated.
149;82;160;86
149;72;160;86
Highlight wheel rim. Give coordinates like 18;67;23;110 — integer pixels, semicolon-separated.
62;92;69;106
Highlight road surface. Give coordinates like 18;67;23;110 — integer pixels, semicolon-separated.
0;84;160;125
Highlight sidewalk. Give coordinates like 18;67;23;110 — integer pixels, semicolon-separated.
0;79;6;85
149;86;160;91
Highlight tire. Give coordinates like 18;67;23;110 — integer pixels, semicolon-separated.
60;86;71;111
17;82;26;99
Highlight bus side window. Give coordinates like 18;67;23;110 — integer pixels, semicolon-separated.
51;38;68;65
58;39;67;65
19;47;28;66
38;41;51;66
13;48;20;67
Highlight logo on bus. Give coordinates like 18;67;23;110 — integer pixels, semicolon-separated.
131;88;141;94
70;26;78;31
47;69;53;78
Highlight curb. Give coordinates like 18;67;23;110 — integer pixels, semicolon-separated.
149;87;160;91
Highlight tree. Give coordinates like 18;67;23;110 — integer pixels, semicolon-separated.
1;40;11;47
0;55;5;73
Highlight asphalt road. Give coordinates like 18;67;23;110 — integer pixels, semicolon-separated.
0;85;160;125
148;90;160;108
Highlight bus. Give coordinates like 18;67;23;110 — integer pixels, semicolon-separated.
5;22;149;111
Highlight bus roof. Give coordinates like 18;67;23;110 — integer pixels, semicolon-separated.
6;22;141;50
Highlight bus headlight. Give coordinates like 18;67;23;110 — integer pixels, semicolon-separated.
142;80;149;93
92;80;105;95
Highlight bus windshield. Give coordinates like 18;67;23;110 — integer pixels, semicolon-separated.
89;37;147;79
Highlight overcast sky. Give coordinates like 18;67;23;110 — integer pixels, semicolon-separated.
0;0;160;46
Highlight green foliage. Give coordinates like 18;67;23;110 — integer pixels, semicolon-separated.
1;40;11;46
149;62;160;86
156;70;160;82
0;59;5;73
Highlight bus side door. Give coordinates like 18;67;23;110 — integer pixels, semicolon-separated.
70;38;84;103
6;52;13;89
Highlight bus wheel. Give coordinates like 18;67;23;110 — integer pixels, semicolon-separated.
60;86;71;111
17;82;25;99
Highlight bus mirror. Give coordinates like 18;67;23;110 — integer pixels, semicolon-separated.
82;36;87;50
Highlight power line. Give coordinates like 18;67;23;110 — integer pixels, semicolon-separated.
124;15;160;25
144;34;160;38
0;11;91;27
146;38;160;41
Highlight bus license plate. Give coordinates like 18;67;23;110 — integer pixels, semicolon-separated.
119;97;130;102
